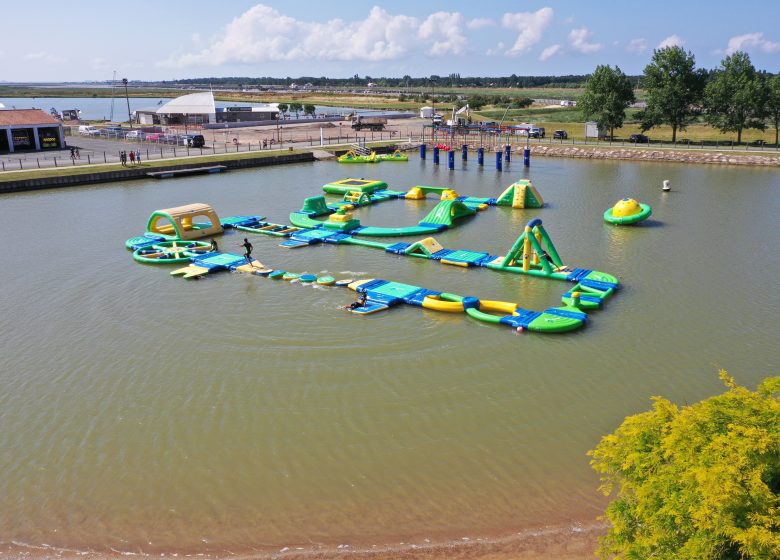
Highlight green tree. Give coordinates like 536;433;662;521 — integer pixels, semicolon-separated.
303;103;316;117
467;94;487;110
510;97;533;109
767;74;780;146
639;46;706;142
704;52;767;143
277;103;288;118
579;65;635;138
589;372;780;560
288;102;303;118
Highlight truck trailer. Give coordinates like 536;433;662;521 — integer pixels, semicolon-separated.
351;116;387;131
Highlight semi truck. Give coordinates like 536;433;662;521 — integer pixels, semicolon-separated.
351;116;387;131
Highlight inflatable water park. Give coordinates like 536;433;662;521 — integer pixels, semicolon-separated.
125;176;625;334
337;149;409;163
604;198;652;225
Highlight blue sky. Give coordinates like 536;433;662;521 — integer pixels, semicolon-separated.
2;1;779;82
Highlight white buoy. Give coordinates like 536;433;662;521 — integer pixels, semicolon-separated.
662;179;671;191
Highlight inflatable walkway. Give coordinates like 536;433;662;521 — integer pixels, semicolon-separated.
136;251;586;334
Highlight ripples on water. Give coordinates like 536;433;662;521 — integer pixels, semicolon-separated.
0;157;778;554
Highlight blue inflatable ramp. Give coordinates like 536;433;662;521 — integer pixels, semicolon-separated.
191;252;248;271
281;229;335;248
385;242;411;254
566;268;592;282
351;303;389;315
403;288;441;306
221;215;263;228
127;234;166;250
500;310;543;329
439;249;491;266
580;278;619;291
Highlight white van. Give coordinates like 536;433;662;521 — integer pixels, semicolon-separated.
79;125;100;136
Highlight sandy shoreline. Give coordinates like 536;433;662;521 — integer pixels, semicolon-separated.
0;519;603;559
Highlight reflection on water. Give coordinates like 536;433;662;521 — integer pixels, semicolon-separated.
0;156;778;554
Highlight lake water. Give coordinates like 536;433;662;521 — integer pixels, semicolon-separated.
0;97;399;121
0;155;778;556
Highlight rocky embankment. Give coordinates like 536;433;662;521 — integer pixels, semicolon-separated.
530;145;780;166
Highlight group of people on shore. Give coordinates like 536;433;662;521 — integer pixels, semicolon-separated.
69;147;80;161
119;150;142;166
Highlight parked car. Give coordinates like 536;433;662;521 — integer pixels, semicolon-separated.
78;125;101;136
629;133;649;143
99;126;127;138
553;130;568;140
528;126;545;138
178;134;205;147
124;130;145;140
145;133;161;142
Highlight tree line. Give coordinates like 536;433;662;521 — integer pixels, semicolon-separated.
158;74;593;89
579;47;780;144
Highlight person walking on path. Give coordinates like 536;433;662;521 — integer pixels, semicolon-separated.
129;150;135;164
135;150;141;164
119;151;126;166
75;147;80;159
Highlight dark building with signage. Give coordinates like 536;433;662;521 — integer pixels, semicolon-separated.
0;109;65;153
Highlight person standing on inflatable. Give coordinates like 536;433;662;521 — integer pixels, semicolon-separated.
240;238;254;264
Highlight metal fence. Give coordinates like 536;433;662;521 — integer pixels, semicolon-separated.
0;129;412;172
422;127;780;153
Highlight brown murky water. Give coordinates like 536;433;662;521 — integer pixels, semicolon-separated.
1;156;777;556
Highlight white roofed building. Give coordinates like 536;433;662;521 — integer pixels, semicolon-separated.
136;92;279;126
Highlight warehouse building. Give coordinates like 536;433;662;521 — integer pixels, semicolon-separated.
0;109;65;153
135;92;279;126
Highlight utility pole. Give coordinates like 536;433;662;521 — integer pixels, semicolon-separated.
110;70;117;122
122;78;133;129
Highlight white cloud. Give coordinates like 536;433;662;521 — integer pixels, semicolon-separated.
569;27;601;54
90;57;108;70
467;17;494;30
161;4;471;67
23;51;65;63
502;7;554;56
725;32;780;54
419;12;467;56
626;38;648;54
486;42;505;56
657;35;684;49
539;44;562;61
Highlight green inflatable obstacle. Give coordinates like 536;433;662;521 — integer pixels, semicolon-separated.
495;179;544;208
485;218;619;309
322;178;388;195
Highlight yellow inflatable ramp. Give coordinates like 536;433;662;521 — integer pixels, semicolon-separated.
170;265;210;279
234;260;265;273
404;237;444;258
496;180;544;208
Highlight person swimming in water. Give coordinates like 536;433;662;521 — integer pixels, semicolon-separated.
340;292;367;310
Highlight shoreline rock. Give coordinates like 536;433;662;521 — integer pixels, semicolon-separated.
528;145;780;167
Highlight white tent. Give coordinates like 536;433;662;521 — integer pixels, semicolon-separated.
156;92;216;123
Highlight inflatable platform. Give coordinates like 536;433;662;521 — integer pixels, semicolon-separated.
156;251;586;334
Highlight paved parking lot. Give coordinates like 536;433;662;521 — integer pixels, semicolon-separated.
0;120;412;171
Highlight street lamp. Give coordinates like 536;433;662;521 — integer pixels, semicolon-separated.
122;78;133;129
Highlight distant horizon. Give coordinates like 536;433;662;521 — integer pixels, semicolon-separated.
2;1;779;82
